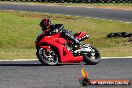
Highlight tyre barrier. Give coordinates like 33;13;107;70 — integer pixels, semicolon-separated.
107;32;132;38
127;33;132;37
1;0;132;3
128;36;132;42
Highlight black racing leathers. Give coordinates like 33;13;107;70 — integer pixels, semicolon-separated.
61;29;80;45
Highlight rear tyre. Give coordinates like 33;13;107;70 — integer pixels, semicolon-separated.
36;47;59;66
83;46;101;65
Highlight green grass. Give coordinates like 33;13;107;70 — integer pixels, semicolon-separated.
0;10;132;59
0;11;38;49
0;48;36;60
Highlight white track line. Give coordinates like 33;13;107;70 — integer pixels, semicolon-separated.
1;2;132;24
0;56;131;61
102;56;132;59
3;9;132;24
1;2;132;11
0;59;37;62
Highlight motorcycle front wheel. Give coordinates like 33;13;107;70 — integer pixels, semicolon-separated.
83;46;101;65
36;47;59;66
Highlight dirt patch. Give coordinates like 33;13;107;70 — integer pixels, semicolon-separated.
35;3;132;10
90;6;132;10
128;36;132;42
30;3;132;10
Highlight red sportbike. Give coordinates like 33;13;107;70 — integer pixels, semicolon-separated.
36;25;101;66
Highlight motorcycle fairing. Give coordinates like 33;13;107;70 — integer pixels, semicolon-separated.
74;32;87;39
37;34;83;63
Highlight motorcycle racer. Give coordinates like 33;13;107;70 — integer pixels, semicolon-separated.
35;19;101;66
36;18;81;47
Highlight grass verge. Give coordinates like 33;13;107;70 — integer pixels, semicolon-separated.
0;10;132;59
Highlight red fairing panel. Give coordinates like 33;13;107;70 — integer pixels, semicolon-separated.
75;32;87;39
37;35;83;63
62;47;83;63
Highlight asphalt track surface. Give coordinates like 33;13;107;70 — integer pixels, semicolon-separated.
0;58;132;88
0;3;132;22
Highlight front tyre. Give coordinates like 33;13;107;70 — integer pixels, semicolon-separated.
36;47;59;66
83;46;101;65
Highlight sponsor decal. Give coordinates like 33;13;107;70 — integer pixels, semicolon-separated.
79;67;131;86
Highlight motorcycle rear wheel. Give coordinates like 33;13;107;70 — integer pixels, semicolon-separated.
83;46;101;65
36;47;59;66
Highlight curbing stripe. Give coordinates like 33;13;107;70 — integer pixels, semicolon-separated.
2;10;132;24
1;2;132;11
0;56;131;61
102;56;132;59
125;22;132;24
